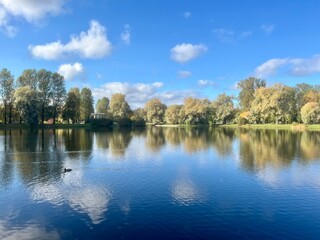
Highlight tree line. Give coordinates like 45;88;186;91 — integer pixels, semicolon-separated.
1;68;320;126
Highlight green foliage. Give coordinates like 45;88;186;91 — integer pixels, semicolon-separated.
211;94;235;124
145;98;167;124
114;117;133;127
238;77;266;111
51;73;66;123
301;102;320;124
96;97;109;115
62;92;77;123
14;86;39;125
90;118;113;128
80;87;94;121
110;93;131;118
37;69;53;124
17;69;37;90
0;68;15;124
69;88;81;122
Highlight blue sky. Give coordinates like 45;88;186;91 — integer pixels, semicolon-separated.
0;0;320;108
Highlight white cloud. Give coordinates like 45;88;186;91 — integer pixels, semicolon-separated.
184;11;191;18
198;79;215;86
260;24;275;34
0;0;66;36
0;8;16;37
255;55;320;78
120;24;130;45
214;28;252;43
29;20;112;60
171;43;208;63
178;70;192;79
92;81;198;109
0;220;59;240
58;62;84;81
0;0;66;22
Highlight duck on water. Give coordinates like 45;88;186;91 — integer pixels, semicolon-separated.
63;168;72;173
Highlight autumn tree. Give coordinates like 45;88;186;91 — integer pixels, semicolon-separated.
250;87;274;123
145;98;167;124
0;68;15;124
96;97;109;115
109;93;131;118
165;104;182;124
238;77;266;111
211;93;235;124
180;97;210;124
80;87;94;122
301;102;320;124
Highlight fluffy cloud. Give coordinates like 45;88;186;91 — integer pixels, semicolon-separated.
178;70;192;79
198;79;215;86
171;43;207;63
92;81;198;109
0;0;66;36
260;24;275;34
29;20;112;60
0;0;65;22
120;24;130;45
58;62;84;81
254;55;320;78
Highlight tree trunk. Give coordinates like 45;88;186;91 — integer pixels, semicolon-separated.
4;104;7;124
41;104;45;125
9;104;12;124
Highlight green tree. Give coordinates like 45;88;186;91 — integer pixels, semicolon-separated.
145;98;167;124
62;91;77;124
80;87;94;122
0;68;15;124
17;69;37;90
14;86;38;125
96;97;109;115
109;93;131;118
69;88;81;123
238;77;266;111
301;102;320;124
51;73;66;124
211;93;235;124
37;69;52;124
165;104;182;124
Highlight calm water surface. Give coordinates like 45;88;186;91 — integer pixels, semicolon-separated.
1;127;320;239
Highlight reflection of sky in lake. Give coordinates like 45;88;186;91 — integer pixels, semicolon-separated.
0;220;59;240
1;128;320;239
30;170;111;225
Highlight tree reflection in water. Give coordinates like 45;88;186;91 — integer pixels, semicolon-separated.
1;127;320;188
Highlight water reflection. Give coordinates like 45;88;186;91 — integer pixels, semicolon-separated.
2;128;320;188
0;220;59;240
30;170;111;225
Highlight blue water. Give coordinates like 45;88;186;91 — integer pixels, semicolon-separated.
1;127;320;239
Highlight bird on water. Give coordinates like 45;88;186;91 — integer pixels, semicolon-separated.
64;168;72;173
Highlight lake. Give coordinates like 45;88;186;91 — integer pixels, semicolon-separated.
1;127;320;239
